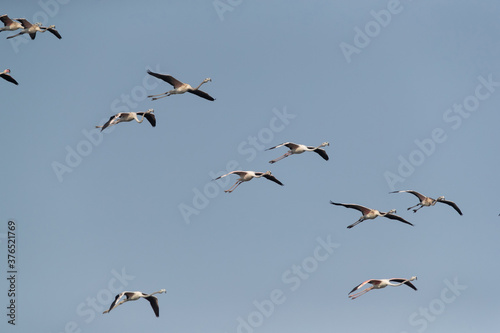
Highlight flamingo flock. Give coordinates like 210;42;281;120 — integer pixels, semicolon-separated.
1;16;61;40
1;15;61;86
2;6;470;327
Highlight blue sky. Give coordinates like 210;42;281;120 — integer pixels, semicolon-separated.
1;1;499;332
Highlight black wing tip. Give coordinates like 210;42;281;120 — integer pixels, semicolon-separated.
2;74;19;85
313;149;329;161
397;215;413;225
265;175;284;186
439;200;463;215
398;216;414;226
189;89;215;101
145;113;156;127
404;220;415;227
385;213;414;226
405;281;418;291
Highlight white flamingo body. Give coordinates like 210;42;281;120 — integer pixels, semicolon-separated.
348;276;417;300
360;210;382;220
0;15;23;32
214;170;283;193
329;201;413;228
266;142;329;164
103;289;166;317
96;109;156;131
147;70;215;101
0;69;18;85
7;19;44;40
390;190;462;215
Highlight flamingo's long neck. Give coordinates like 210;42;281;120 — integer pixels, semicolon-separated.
193;80;207;90
145;290;163;297
255;172;269;179
312;142;328;150
380;209;396;217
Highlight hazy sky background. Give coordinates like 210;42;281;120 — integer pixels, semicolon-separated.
1;1;500;332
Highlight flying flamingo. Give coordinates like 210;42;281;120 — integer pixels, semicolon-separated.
6;18;45;40
214;170;283;193
96;109;156;131
0;69;18;85
266;142;330;164
348;276;417;300
390;190;462;215
329;201;413;228
103;289;166;317
6;18;61;40
147;70;215;101
0;15;23;32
